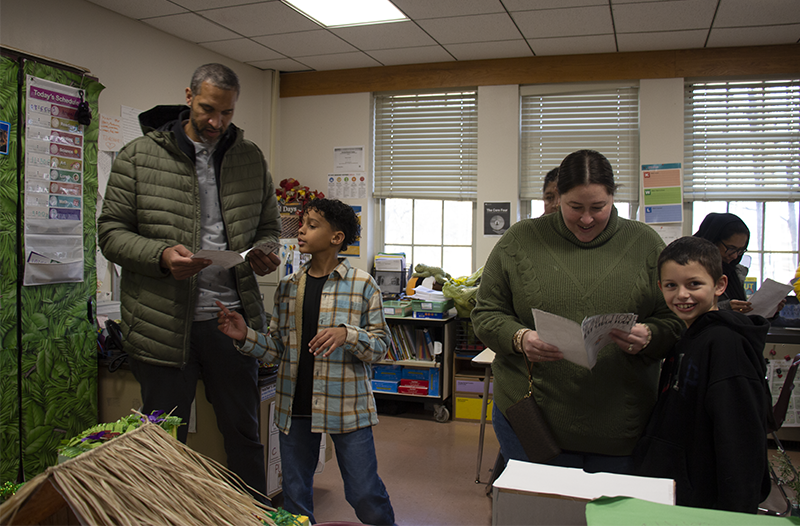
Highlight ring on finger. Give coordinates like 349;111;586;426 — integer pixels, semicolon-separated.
627;343;633;352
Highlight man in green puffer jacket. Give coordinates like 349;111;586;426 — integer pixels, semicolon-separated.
98;64;280;502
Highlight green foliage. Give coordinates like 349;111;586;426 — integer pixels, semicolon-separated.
58;412;184;460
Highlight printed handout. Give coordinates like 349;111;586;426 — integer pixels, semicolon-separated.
532;309;638;370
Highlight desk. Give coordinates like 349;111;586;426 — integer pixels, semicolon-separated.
472;348;495;483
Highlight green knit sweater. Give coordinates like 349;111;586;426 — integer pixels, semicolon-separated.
471;207;682;456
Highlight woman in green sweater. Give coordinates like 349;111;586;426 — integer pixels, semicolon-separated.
472;150;683;474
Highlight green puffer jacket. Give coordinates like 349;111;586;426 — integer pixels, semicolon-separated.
98;105;281;368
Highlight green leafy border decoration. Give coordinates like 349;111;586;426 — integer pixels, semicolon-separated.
0;56;105;481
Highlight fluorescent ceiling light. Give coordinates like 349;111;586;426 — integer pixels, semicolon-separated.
283;0;408;28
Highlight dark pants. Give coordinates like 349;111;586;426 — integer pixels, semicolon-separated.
130;317;267;500
491;403;635;475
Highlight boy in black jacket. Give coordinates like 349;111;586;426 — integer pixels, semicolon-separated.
635;236;771;513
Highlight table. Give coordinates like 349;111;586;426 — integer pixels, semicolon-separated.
472;348;495;483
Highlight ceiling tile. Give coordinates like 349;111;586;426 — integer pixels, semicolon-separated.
617;30;708;52
416;13;523;45
390;0;505;19
85;0;187;19
612;1;717;33
143;13;239;43
246;57;313;72
504;0;607;10
171;0;267;11
713;0;800;27
512;6;614;39
331;21;437;50
445;39;533;61
367;46;456;66
254;30;356;56
199;38;283;62
199;1;320;37
707;24;800;47
297;52;383;71
528;34;617;56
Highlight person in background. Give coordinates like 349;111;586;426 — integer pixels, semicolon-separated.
694;212;753;313
472;149;683;474
543;167;560;215
216;198;396;526
98;63;281;502
694;212;786;317
635;236;770;513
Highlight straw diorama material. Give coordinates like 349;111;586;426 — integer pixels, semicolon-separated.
0;423;276;525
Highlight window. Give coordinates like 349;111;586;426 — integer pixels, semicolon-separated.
374;90;477;278
520;82;640;219
685;79;800;284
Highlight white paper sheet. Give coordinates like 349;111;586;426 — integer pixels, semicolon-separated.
192;242;280;269
748;278;793;317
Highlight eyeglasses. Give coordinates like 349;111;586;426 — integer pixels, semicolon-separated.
720;241;746;257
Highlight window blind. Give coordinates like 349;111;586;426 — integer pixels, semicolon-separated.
684;79;800;201
520;85;640;202
374;90;478;201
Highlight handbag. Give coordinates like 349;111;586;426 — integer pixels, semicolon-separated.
504;356;562;463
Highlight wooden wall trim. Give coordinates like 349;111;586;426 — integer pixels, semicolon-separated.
280;44;800;98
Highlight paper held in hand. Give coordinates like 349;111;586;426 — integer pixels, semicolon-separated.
747;278;794;318
532;309;638;370
192;241;281;270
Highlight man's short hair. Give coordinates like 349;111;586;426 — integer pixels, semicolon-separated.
190;63;240;97
658;236;724;282
305;199;361;252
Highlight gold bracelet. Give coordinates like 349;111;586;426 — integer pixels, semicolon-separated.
513;328;530;353
640;324;652;349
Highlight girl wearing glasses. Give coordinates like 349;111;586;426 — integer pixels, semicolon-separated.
694;212;752;313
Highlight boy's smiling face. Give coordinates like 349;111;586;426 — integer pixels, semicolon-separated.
659;260;728;327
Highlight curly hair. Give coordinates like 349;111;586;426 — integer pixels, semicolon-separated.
305;199;361;251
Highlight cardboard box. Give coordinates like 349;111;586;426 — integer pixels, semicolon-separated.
400;378;428;388
455;394;492;422
455;374;493;395
372;364;402;381
492;461;675;526
401;366;439;397
371;379;399;393
398;384;428;395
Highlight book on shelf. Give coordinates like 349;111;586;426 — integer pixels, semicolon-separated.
385;323;440;363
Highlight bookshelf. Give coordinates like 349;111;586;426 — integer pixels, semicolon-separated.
374;316;455;422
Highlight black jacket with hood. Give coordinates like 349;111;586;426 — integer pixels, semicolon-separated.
634;309;771;513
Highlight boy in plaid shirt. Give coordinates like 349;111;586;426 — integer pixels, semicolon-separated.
217;198;395;525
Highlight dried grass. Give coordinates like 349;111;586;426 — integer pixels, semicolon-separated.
0;423;276;526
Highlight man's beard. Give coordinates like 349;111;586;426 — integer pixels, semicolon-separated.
190;115;223;146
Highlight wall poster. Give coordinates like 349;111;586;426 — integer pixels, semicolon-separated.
24;75;85;285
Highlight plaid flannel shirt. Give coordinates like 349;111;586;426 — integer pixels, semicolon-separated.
238;258;389;434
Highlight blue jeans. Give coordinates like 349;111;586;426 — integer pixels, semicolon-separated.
280;418;395;525
491;403;634;475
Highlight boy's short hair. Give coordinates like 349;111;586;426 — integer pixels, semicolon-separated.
658;236;724;282
305;198;361;252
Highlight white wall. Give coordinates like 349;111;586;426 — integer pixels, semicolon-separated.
476;85;521;268
0;0;273;152
275;92;375;272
